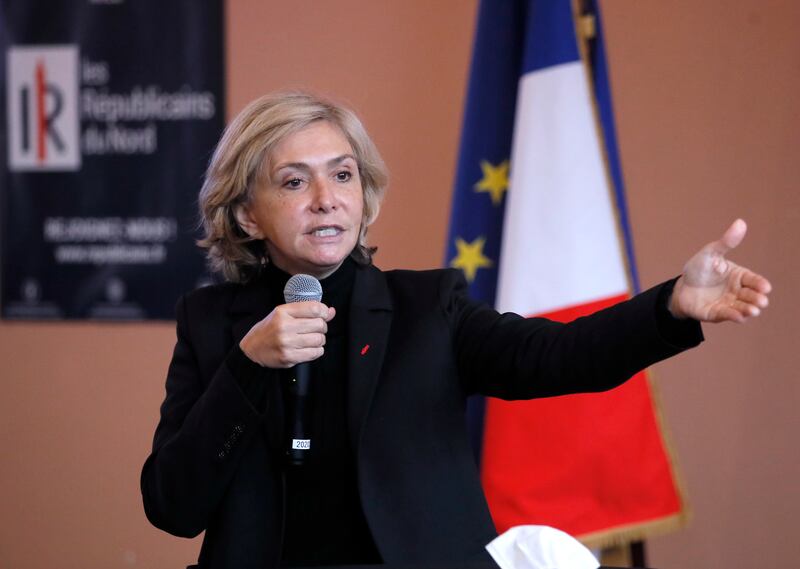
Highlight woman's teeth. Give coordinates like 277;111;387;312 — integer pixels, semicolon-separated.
314;227;339;237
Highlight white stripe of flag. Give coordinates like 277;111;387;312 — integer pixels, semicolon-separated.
496;61;628;316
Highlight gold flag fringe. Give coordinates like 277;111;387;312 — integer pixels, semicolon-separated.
568;0;692;548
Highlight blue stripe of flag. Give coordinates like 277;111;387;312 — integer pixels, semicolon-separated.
587;0;641;292
521;1;579;74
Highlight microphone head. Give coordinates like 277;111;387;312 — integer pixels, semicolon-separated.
283;274;323;304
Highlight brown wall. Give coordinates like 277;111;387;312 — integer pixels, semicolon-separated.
603;2;800;566
1;1;797;567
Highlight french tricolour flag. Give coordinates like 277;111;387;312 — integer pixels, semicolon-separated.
446;0;686;546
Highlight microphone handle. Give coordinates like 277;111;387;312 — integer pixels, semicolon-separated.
287;361;312;465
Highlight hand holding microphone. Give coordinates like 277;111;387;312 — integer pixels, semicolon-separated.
239;276;334;369
239;274;331;465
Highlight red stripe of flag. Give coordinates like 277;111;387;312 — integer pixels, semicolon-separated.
482;294;682;536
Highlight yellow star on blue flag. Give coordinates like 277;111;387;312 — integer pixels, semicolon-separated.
474;159;509;205
450;236;493;283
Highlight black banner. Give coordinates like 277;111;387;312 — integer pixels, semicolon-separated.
1;0;224;319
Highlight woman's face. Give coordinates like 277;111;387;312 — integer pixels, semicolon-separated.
237;120;364;279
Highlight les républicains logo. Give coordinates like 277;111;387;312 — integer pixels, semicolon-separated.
7;45;81;171
6;44;217;173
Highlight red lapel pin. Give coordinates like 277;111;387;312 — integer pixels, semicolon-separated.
360;344;370;356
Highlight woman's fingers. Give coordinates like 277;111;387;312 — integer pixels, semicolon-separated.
736;286;769;309
714;297;761;323
288;332;327;349
290;346;326;363
289;318;328;334
713;302;747;324
740;270;772;294
282;301;334;320
240;300;332;368
705;218;747;256
245;301;335;367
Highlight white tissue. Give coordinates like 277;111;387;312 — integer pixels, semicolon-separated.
486;525;600;569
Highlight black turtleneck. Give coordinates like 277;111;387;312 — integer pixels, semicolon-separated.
226;258;381;567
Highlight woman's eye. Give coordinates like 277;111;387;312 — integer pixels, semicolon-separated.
336;171;352;182
284;178;304;189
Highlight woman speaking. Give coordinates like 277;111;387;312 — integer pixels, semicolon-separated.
141;92;771;568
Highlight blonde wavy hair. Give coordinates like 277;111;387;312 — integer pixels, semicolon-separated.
198;91;389;282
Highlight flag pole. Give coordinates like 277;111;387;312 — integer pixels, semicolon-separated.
572;0;689;563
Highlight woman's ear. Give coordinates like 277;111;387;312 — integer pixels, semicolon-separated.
234;204;263;239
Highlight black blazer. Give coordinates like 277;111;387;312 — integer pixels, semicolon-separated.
141;264;702;568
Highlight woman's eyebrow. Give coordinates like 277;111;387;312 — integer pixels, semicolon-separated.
273;161;310;173
273;154;356;173
327;154;357;167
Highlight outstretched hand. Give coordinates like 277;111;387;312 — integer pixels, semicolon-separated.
669;219;772;323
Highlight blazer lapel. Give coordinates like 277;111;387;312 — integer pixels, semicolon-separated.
347;264;393;451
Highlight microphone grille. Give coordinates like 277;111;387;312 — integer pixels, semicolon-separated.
283;274;323;304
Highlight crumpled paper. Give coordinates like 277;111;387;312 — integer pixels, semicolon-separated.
486;525;600;569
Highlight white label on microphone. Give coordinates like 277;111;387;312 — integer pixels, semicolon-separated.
291;439;311;450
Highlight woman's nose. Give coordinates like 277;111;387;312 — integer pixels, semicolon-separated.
310;179;336;211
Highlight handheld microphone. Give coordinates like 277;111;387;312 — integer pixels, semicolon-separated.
283;274;323;466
